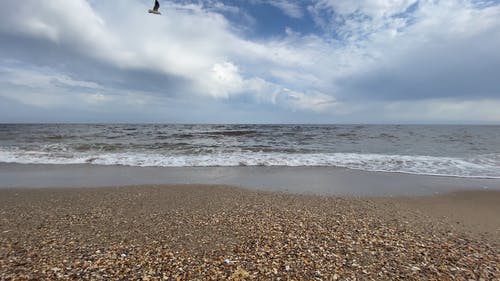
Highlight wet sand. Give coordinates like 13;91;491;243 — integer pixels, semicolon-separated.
2;163;500;196
0;185;498;280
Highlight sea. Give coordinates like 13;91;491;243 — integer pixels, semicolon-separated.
0;124;499;179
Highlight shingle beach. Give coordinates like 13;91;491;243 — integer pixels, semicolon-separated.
1;185;498;280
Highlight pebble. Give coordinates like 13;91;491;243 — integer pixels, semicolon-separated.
1;186;498;280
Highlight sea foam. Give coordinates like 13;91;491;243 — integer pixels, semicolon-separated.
1;148;499;179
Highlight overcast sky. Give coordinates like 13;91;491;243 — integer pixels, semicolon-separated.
1;0;499;123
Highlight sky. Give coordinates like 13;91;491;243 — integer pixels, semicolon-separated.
0;0;499;124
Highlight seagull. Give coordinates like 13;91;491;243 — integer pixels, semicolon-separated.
148;0;161;15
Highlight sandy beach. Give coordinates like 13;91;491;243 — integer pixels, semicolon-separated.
1;185;498;280
3;0;500;277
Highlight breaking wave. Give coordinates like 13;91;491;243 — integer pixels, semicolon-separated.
1;148;499;179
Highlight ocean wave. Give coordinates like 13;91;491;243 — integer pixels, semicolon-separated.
1;148;499;179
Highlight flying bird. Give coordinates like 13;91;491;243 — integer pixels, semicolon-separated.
148;0;161;15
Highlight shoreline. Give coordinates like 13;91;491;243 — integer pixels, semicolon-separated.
1;184;499;279
2;163;500;196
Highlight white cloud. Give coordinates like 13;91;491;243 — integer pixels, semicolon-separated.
208;61;244;98
240;78;336;112
279;89;337;112
0;0;334;111
1;0;499;122
267;0;304;19
381;99;500;123
0;66;103;90
0;65;162;110
305;0;500;97
314;0;415;18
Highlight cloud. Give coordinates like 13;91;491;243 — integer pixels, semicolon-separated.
0;0;499;123
0;64;126;108
208;61;244;98
313;0;416;18
0;0;335;111
381;99;500;123
306;0;500;101
266;0;304;19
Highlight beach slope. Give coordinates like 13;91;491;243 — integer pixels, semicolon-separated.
1;185;498;280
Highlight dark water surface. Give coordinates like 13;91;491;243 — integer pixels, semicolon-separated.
1;124;499;178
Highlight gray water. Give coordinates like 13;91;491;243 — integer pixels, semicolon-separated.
1;124;499;178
